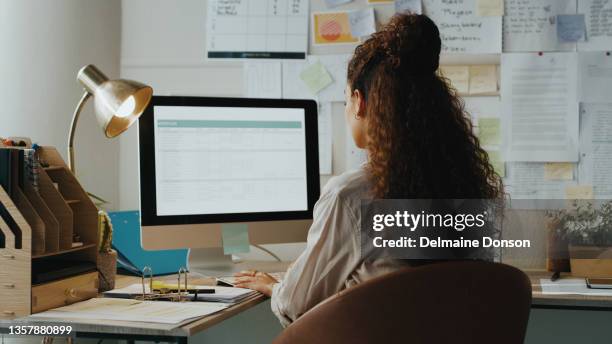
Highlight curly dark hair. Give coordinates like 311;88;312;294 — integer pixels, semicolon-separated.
347;13;503;199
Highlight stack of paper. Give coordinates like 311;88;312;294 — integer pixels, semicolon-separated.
540;279;612;296
104;284;256;304
30;298;229;325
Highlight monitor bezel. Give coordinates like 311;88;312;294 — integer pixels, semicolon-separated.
139;95;320;226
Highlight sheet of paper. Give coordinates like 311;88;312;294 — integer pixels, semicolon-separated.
348;8;376;37
282;54;351;101
503;0;577;52
476;0;504;16
423;0;502;53
325;0;353;7
578;52;612;103
439;65;469;94
565;185;594;199
206;0;309;59
478;117;502;146
312;11;360;45
105;284;255;303
346;130;367;170
300;61;333;95
464;96;502;123
31;298;229;325
487;150;505;178
469;65;498;95
578;0;612;51
506;162;569;199
540;278;612;296
396;0;422;14
318;103;333;175
557;14;586;42
243;61;282;98
221;223;250;255
544;163;574;180
578;103;612;199
501;53;579;162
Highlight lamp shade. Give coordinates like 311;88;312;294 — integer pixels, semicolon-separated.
77;64;153;138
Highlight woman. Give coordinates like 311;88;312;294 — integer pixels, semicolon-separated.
234;13;503;327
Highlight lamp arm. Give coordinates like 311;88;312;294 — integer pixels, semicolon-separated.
68;91;92;173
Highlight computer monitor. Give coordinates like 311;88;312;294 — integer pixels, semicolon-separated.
138;96;320;253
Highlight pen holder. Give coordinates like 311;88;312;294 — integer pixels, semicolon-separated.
98;249;117;292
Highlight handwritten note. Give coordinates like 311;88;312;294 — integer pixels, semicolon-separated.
503;0;577;52
478;117;502;146
579;0;612;51
469;65;498;95
396;0;422;14
477;0;504;16
423;0;502;53
544;163;574;180
300;61;333;95
348;8;376;37
439;65;469;94
557;14;586;42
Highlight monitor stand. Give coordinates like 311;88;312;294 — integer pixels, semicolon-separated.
187;247;236;276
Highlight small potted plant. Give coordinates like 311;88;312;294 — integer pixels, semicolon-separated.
97;210;117;291
547;201;612;277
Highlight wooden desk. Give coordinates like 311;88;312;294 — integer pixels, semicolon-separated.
0;261;289;343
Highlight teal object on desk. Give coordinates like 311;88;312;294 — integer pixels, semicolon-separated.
109;210;188;276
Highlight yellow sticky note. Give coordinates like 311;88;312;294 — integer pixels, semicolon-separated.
544;163;574;181
476;0;504;16
313;12;360;45
300;61;333;95
478;117;501;146
469;65;498;95
439;66;469;94
486;150;505;178
565;185;593;200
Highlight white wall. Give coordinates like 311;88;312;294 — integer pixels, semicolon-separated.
0;0;122;210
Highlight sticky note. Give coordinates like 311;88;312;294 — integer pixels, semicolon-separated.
557;14;586;42
313;12;359;45
476;0;504;16
544;163;574;181
478;118;501;146
300;61;333;95
469;65;497;95
486;150;505;178
348;8;376;37
395;0;422;14
325;0;352;7
565;185;593;200
439;66;470;94
221;224;250;255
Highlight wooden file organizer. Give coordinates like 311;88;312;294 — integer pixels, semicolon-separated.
0;147;99;319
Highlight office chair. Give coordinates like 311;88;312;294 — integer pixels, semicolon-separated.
273;261;532;344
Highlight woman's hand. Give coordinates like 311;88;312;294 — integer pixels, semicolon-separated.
233;270;278;297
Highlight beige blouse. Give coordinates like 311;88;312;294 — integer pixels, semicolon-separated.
270;167;406;327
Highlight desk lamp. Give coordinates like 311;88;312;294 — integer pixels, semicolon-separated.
68;64;153;173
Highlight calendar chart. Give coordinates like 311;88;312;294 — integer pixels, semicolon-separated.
207;0;309;59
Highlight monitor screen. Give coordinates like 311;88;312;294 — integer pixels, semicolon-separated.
139;96;319;227
153;105;308;216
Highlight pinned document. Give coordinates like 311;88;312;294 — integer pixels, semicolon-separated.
557;14;586;42
469;65;497;95
544;163;574;181
395;0;422;14
478;118;501;146
348;8;376;37
313;12;360;45
439;66;469;94
221;223;250;255
300;61;333;95
565;185;593;200
476;0;504;16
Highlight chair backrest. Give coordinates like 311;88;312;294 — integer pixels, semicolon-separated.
273;261;532;344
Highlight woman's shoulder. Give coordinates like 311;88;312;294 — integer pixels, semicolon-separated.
321;166;371;202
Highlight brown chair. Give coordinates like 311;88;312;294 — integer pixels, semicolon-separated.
273;261;532;344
